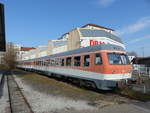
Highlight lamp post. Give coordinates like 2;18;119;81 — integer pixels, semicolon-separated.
141;46;144;57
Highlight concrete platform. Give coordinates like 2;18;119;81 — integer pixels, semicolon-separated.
0;75;11;113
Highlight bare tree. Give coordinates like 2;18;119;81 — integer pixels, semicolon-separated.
3;42;19;70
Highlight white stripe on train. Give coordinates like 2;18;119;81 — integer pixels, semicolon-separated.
19;65;131;81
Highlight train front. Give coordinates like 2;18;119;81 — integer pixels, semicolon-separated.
101;50;133;89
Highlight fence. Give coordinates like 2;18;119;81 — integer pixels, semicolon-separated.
132;64;150;94
132;64;150;79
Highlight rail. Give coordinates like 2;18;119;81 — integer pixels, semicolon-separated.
7;74;34;113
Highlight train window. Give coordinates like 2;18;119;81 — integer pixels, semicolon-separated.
95;53;102;65
51;59;55;66
42;61;44;66
61;58;64;66
42;61;44;65
38;61;40;65
74;56;80;66
46;60;50;66
108;53;122;64
66;57;72;66
36;61;38;65
40;61;43;66
108;53;130;65
55;58;59;65
44;60;49;66
84;55;90;67
120;54;130;64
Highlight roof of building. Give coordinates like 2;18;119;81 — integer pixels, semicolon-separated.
81;24;115;31
132;57;150;62
132;57;150;66
57;24;115;40
57;33;69;40
21;47;35;51
79;29;123;43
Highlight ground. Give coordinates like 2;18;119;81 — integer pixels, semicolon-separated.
1;69;150;113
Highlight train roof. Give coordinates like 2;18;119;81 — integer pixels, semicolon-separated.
20;44;125;62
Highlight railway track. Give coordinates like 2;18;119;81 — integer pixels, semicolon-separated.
7;74;34;113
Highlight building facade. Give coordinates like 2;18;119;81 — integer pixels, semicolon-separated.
20;24;125;60
67;24;124;51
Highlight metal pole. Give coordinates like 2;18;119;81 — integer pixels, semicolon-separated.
149;67;150;79
144;85;146;94
141;46;144;57
139;65;141;77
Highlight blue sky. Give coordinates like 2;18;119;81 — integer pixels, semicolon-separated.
0;0;150;56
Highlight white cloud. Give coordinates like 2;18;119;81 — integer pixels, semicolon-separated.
98;0;116;7
129;35;150;44
117;16;150;36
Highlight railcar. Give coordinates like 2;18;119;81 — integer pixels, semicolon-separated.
17;44;132;90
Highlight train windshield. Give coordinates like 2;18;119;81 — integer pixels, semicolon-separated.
108;53;130;65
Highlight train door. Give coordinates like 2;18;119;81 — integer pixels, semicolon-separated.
93;52;104;74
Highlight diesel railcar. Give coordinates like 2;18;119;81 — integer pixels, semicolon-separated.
17;44;132;90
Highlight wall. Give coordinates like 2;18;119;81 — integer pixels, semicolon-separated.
68;28;80;51
52;45;68;54
47;41;53;55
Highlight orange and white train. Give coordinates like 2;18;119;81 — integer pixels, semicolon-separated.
17;44;132;90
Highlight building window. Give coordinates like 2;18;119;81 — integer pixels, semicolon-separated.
95;53;102;65
61;58;64;66
66;57;72;66
84;55;90;67
74;56;81;66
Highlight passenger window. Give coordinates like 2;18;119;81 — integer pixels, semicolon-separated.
41;61;44;66
74;56;81;66
66;57;72;66
84;55;90;67
55;58;59;65
61;58;64;66
49;59;51;66
45;60;49;66
51;59;55;66
95;53;102;65
40;61;42;65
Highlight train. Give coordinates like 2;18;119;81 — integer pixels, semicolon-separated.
17;44;132;90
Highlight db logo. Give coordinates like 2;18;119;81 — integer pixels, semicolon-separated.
90;40;105;46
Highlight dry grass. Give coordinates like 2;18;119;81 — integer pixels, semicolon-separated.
118;88;150;101
13;69;106;102
13;69;138;104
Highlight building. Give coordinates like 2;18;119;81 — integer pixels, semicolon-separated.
19;47;35;60
37;46;47;58
20;24;125;60
47;40;68;55
0;52;4;64
132;57;150;67
47;24;124;54
67;24;124;51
